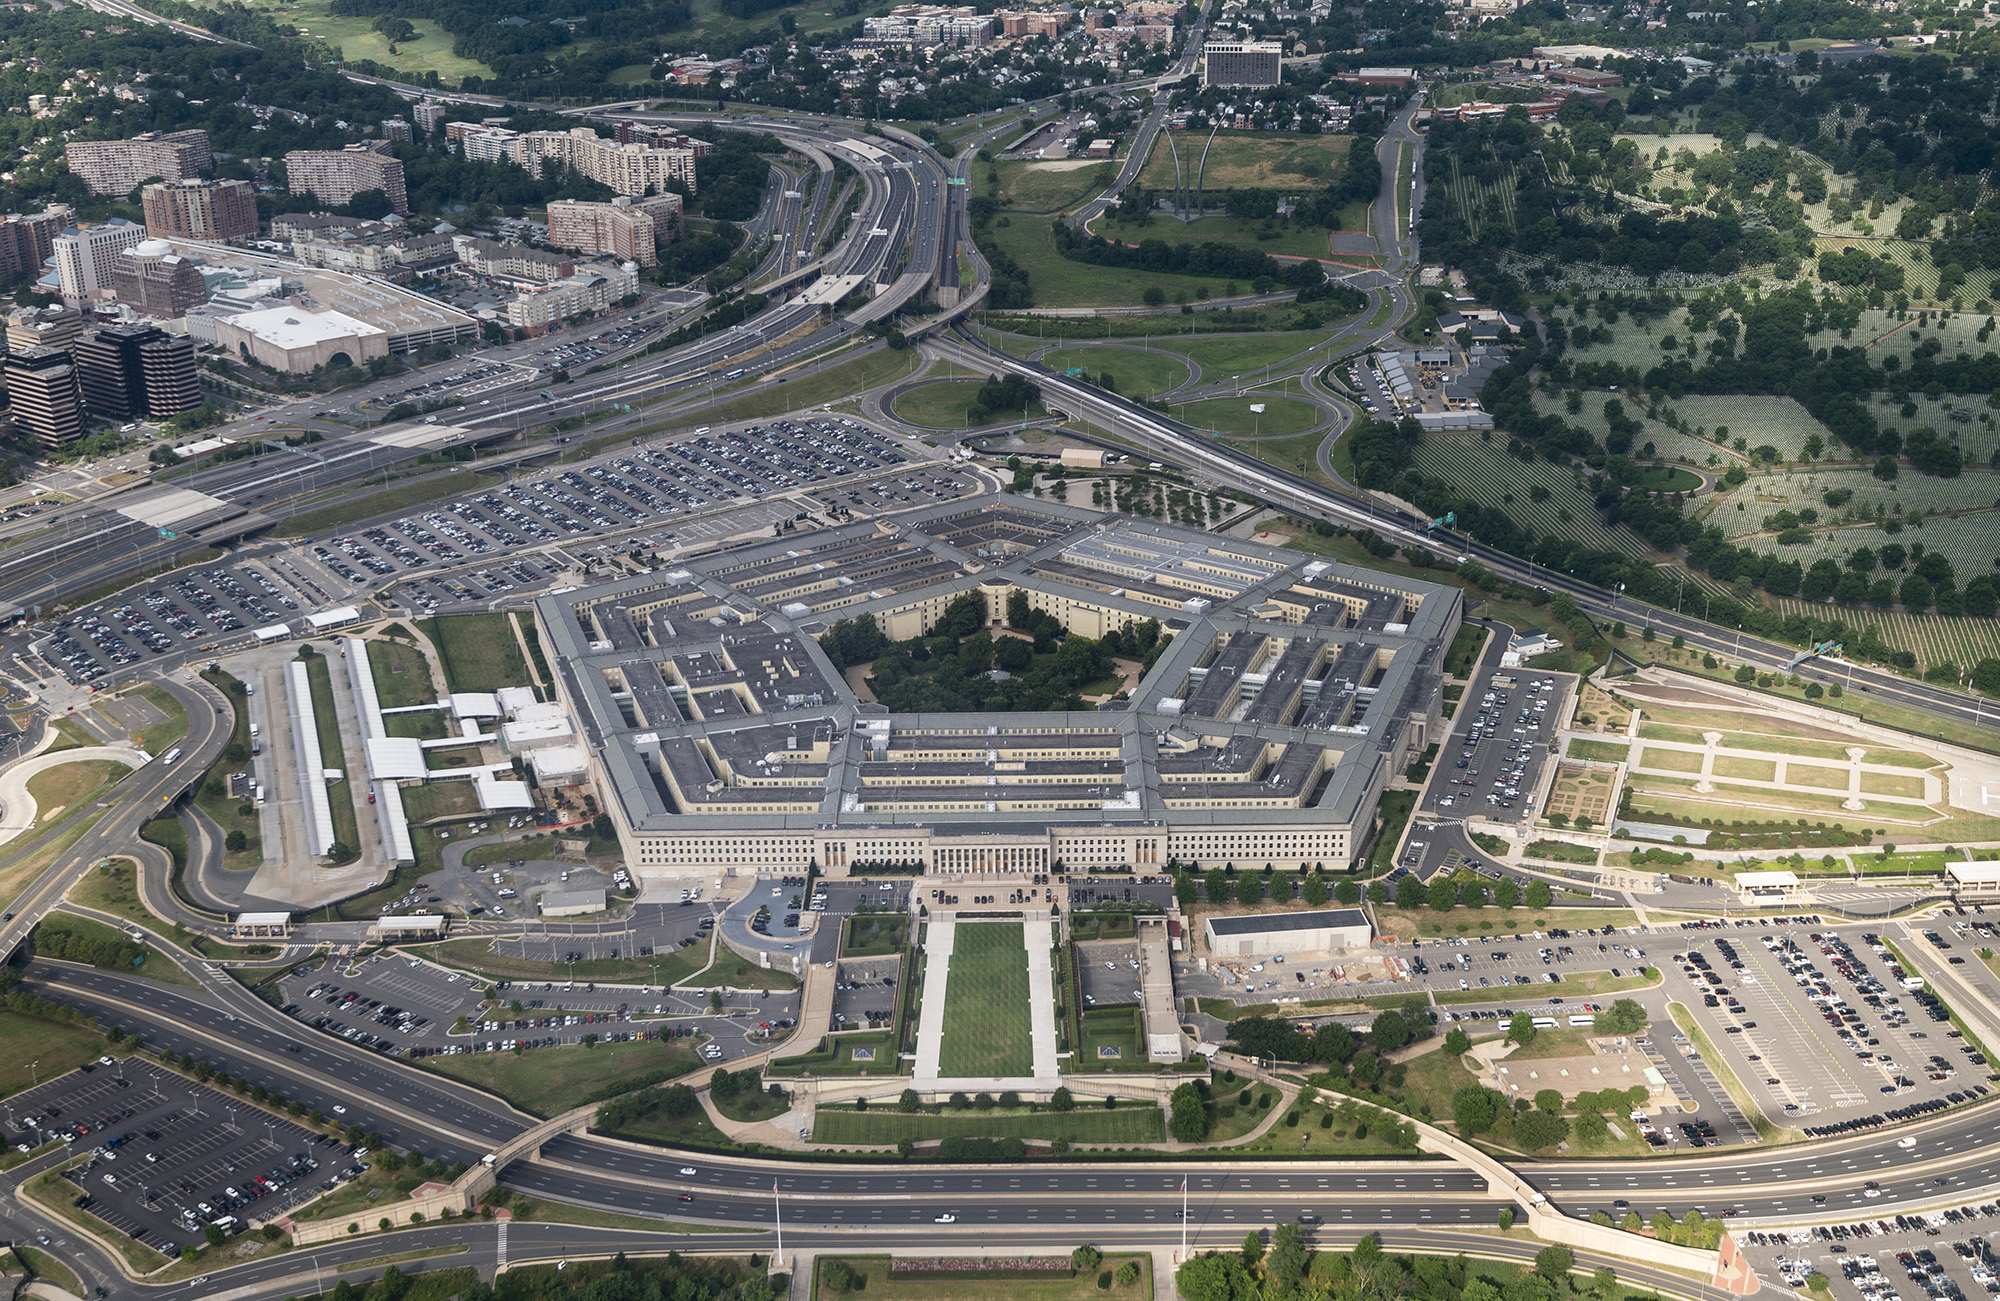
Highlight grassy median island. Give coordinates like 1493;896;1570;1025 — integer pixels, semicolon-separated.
937;922;1035;1078
24;758;132;826
298;647;362;858
407;934;793;991
819;1254;1150;1299
813;1103;1163;1146
421;1035;705;1118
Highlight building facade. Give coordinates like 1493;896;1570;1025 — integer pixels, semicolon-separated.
533;502;1456;883
75;323;199;420
52;219;147;303
110;240;208;318
283;145;410;215
453;235;575;283
64;130;212;196
545;197;662;267
1201;40;1283;87
513;128;698;197
3;346;87;449
141;178;259;242
0;207;71;282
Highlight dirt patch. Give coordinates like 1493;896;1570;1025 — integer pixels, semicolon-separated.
844;663;878;704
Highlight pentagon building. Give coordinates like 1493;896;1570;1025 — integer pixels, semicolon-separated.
533;499;1459;879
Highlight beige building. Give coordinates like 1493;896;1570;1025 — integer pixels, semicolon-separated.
215;305;389;373
52;220;148;304
143;178;258;241
284;145;409;215
64;130;212;196
513;128;698;197
545;197;663;267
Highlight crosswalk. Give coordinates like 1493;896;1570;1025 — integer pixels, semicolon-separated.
496;1216;508;1268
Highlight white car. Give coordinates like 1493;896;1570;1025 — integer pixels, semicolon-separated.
934;1214;957;1223
332;1105;347;1115
679;1167;698;1176
1863;1187;1882;1198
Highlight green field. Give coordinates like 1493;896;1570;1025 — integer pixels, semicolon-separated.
812;1104;1162;1145
367;638;439;710
418;613;531;694
937;922;1034;1078
25;760;130;826
1175;395;1321;439
278;473;499;538
300;651;361;858
980;213;1244;309
1138;130;1352;192
674;346;920;426
0;1012;119;1100
1092;211;1337;260
1156;329;1345;377
421;1037;703;1118
891;381;1046;429
843;914;906;957
1567;738;1632;763
991;159;1116;213
206;0;495;82
1041;346;1190;399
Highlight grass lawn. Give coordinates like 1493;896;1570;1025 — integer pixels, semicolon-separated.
938;922;1034;1078
368;638;439;709
1861;771;1927;798
1711;755;1777;782
683;346;920;426
418;613;532;693
1041;345;1190;399
980;212;1237;308
420;1037;703;1118
16;1245;81;1296
812;1104;1162;1145
1221;431;1338;490
69;859;173;936
126;683;188;751
843;914;906;957
0;1013;116;1100
1139;129;1352;190
990;159;1117;213
767;1029;904;1077
45;717;95;752
1568;739;1631;763
195;670;262;871
383;711;449;741
463;834;569;867
892;381;1046;429
1176;395;1320;439
410;935;796;991
25;759;131;824
400;781;483;823
1635;747;1705;774
300;652;362;857
1094;211;1337;260
602;1098;745;1150
223;0;494;81
41;912;199;988
1156;328;1344;376
277;473;499;538
819;1256;1149;1300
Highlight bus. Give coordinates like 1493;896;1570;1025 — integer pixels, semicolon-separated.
724;368;747;380
1567;1015;1596;1028
159;747;182;766
1530;1017;1559;1030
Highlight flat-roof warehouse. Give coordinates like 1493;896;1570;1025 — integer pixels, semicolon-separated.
1204;908;1373;958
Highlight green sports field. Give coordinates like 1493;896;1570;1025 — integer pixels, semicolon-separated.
937;922;1034;1078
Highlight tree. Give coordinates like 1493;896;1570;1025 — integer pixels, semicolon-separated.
1051;1086;1074;1112
1452;1084;1501;1133
1236;873;1263;907
1334;878;1360;905
1302;874;1329;907
898;1088;920;1112
1396;875;1427;910
1178;1253;1254;1301
1072;1244;1102;1274
1427;876;1457;911
1494;877;1520;909
1508;1012;1538;1045
1241;1231;1265;1270
1515;1110;1570;1150
1534;1087;1564;1115
225;829;248;853
1366;881;1388;905
1205;870;1231;904
1169;1082;1209;1142
1174;872;1200;907
1593;998;1648;1035
1525;879;1552;909
1266;1222;1310;1295
1444;1027;1471;1055
1536;1245;1576;1283
1371;1009;1412;1052
1973;658;2000;697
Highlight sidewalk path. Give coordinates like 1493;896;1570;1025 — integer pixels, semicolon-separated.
913;920;955;1081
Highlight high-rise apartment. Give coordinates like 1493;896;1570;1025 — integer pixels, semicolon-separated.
3;346;87;449
0;207;71;283
52;219;148;303
545;197;664;267
283;144;409;215
1200;40;1283;87
513;129;698;197
74;324;200;420
141;178;258;241
64;130;213;196
111;240;208;318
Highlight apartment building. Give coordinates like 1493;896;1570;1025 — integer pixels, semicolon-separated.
1201;40;1283;86
545;197;669;267
141;178;258;241
513;128;698;197
63;130;212;196
74;323;200;420
283;144;410;215
0;207;71;283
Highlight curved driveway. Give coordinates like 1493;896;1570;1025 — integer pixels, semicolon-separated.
0;743;146;847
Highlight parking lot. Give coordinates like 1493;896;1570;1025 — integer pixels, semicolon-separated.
37;561;323;687
1078;942;1144;1008
831;956;902;1031
1422;669;1575;826
6;1057;346;1261
1663;924;1993;1125
1746;1208;2000;1301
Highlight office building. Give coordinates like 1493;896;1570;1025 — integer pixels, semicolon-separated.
111;240;208;318
142;178;259;242
0;207;71;283
3;346;87;449
63;130;212;196
533;502;1456;879
545;197;664;267
5;304;83;354
52;219;148;303
1200;40;1283;87
283;145;409;216
76;324;201;421
513;128;698;197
